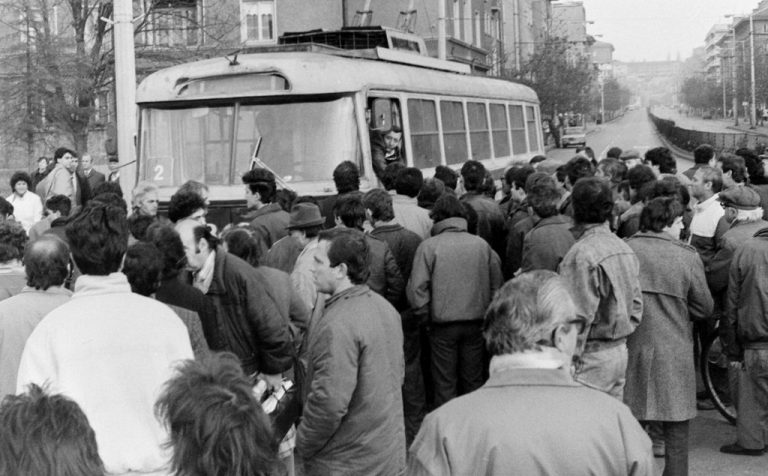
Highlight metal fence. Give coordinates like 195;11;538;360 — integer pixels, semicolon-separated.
648;110;766;154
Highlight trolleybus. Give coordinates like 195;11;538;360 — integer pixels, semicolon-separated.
135;42;545;224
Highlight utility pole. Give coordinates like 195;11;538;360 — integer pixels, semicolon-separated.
113;0;137;190
750;13;757;128
437;0;446;60
733;24;739;126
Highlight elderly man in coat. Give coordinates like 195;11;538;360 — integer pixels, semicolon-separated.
297;228;405;475
408;271;654;476
625;197;714;475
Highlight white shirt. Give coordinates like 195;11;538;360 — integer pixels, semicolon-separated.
689;193;724;240
7;191;43;232
17;273;193;475
392;194;433;240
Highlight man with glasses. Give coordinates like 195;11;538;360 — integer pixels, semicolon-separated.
408;271;653;475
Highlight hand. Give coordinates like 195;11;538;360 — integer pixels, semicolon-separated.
729;360;743;370
261;373;283;392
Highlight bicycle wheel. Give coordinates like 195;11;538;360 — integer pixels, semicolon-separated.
700;330;737;424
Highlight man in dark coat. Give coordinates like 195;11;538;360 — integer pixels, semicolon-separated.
240;168;290;263
459;161;506;260
176;220;294;389
79;154;106;192
333;194;404;308
408;194;503;408
319;161;362;229
297;228;405;475
520;176;574;273
363;188;424;444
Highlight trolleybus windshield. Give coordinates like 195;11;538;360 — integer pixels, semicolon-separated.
139;95;360;188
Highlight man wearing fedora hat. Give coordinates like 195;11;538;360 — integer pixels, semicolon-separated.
263;200;324;274
285;203;328;312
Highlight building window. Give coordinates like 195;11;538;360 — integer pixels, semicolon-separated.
463;0;472;43
452;0;460;38
474;10;481;46
143;0;200;47
240;0;276;44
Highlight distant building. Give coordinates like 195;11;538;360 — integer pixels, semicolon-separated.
501;0;553;72
705;24;729;82
550;1;588;58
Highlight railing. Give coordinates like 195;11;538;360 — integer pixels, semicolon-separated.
648;110;765;154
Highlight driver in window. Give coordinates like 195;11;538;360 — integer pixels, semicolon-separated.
372;126;405;179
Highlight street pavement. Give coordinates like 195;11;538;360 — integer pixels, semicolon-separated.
549;109;768;474
652;105;768;138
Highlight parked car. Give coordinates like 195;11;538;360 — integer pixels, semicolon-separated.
560;126;586;148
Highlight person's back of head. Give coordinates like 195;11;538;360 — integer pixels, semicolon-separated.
572;177;614;225
528;178;561;219
123;242;164;296
381;162;405;191
0;196;14;220
483;270;578;357
90;192;128;214
0;384;105;476
177;180;209;201
155;352;280;476
505;165;535;191
719;154;748;184
644;147;676;174
128;214;156;242
640;197;684;233
736;148;767;184
168;191;206;223
627;164;656;192
363;188;395;223
650;176;690;207
564;156;595;188
332;161;360;194
333;194;366;230
146;223;187;280
65;202;128;276
221;227;261;267
242;169;277;204
430;193;467;224
92;181;123;198
0;221;27;264
693;144;715;165
525;172;554;194
25;235;70;290
434;165;458;191
529;155;547;167
460;160;486;192
480;171;497;199
394;167;424;198
46;194;72;218
606;146;623;159
417;178;446;210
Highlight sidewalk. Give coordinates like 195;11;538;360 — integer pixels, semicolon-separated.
652;106;768;137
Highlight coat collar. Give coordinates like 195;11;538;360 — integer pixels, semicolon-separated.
431;217;467;236
241;202;283;220
73;272;131;297
325;284;370;307
484;366;580;388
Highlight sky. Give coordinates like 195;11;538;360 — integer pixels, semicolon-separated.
581;0;762;62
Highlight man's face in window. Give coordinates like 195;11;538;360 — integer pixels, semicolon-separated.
383;131;402;154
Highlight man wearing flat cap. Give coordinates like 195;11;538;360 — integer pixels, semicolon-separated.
720;193;768;455
707;187;768;293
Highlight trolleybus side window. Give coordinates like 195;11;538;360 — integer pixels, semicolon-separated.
509;105;526;155
407;98;440;169
369;97;405;172
490;103;510;158
441;100;468;165
526;105;540;152
467;102;491;160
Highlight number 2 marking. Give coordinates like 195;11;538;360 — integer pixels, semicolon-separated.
154;165;164;181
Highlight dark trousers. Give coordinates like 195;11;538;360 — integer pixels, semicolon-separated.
642;420;689;476
402;325;426;446
429;321;485;408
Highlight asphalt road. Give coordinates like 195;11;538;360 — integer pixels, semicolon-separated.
550;109;768;474
548;108;694;173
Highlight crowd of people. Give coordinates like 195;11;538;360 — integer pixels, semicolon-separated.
0;143;767;475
